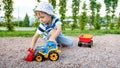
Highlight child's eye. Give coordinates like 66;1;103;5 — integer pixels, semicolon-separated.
36;14;40;17
40;16;44;18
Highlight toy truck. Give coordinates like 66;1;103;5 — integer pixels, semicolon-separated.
78;34;93;48
34;41;61;62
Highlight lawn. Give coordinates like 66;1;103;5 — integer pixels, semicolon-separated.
0;29;120;37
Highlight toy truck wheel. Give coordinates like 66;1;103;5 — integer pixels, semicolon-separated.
35;53;44;62
78;41;82;47
48;51;59;61
88;40;93;48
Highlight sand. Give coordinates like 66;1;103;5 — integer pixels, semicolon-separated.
0;34;120;68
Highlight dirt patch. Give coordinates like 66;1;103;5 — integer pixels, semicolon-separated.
0;34;120;68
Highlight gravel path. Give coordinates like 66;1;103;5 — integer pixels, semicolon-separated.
0;34;120;68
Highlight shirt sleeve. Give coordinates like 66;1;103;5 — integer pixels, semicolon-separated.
36;23;45;34
36;29;43;34
55;21;62;26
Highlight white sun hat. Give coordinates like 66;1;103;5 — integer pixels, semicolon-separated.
34;1;54;16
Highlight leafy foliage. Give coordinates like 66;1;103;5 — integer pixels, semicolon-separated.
110;0;118;30
32;18;40;29
37;0;40;2
111;0;118;19
103;0;118;29
49;0;56;9
0;5;1;10
1;0;120;31
94;3;101;29
16;21;24;27
71;0;80;30
3;0;14;31
23;13;30;27
79;2;87;30
104;0;111;13
89;0;96;29
117;13;120;29
59;0;67;30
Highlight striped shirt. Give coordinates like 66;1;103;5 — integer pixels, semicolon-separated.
36;16;62;36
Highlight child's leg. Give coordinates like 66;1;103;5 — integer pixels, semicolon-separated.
56;33;74;47
47;29;74;47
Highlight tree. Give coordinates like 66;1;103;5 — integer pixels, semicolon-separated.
110;0;118;29
49;0;56;9
32;0;41;28
80;2;87;30
94;3;101;30
117;13;120;29
59;0;67;30
37;0;40;2
3;0;14;31
23;13;30;27
32;18;40;29
104;0;111;29
71;0;80;30
89;0;97;29
0;4;1;10
17;20;24;27
0;0;4;10
111;0;118;22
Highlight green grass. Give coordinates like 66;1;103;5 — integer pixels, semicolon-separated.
0;29;120;37
62;29;120;36
0;30;35;37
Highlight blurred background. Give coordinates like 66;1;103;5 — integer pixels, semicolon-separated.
0;0;120;31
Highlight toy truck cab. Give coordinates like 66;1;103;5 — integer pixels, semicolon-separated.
34;41;61;62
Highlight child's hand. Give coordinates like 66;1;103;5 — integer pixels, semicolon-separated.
48;38;57;45
27;48;34;53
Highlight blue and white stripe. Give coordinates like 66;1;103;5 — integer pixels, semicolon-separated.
36;16;61;35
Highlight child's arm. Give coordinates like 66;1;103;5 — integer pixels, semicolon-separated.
49;24;61;41
25;33;39;61
30;33;40;49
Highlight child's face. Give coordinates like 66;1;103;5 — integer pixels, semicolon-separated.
35;11;52;25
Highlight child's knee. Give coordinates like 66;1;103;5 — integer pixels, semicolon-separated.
69;39;74;47
64;38;74;47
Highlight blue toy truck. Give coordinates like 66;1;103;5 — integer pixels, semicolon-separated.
34;41;61;62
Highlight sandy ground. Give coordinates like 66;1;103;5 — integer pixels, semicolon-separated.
0;34;120;68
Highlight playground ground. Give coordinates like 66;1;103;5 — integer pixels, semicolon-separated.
0;34;120;68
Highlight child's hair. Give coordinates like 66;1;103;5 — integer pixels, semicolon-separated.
34;2;54;16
